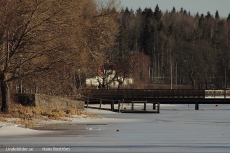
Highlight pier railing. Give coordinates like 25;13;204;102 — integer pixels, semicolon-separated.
81;89;230;111
81;89;205;101
205;90;230;99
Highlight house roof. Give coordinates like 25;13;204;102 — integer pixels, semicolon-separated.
97;62;124;77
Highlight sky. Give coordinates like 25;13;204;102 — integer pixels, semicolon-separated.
119;0;230;18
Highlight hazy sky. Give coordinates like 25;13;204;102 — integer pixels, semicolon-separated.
119;0;230;18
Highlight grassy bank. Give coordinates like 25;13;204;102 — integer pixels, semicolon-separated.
0;103;100;126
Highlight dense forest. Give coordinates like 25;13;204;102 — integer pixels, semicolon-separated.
116;6;230;90
0;0;230;111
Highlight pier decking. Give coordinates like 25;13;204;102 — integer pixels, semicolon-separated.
81;89;230;112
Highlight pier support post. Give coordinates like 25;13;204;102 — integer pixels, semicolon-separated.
157;103;160;113
195;102;199;110
99;99;102;110
153;103;156;110
144;101;147;111
111;101;114;111
118;100;121;113
131;102;134;110
87;98;89;108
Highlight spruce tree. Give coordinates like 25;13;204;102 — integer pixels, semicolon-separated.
180;8;184;14
205;11;212;20
227;13;230;21
154;5;162;21
171;7;176;14
118;26;129;59
215;10;220;19
198;14;205;28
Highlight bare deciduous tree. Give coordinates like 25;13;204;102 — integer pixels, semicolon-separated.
0;0;120;111
0;0;78;112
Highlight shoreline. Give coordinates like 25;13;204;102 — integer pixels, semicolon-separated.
0;108;141;137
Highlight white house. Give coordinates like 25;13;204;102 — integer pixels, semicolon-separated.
86;76;133;89
86;62;133;89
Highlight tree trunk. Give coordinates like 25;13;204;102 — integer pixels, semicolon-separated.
191;79;196;89
117;83;120;89
205;77;208;90
189;71;197;89
1;80;10;112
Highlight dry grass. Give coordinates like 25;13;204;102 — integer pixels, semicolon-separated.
0;116;7;122
0;103;100;126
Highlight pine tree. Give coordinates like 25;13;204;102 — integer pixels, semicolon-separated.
183;10;187;15
168;23;175;36
205;11;212;20
171;7;176;14
227;13;230;21
180;8;184;14
118;26;129;60
154;5;162;21
198;14;205;28
215;10;219;19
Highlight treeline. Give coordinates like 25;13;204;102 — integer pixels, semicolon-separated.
1;0;230;112
115;6;230;89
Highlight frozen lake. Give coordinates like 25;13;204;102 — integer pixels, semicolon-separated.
1;104;230;153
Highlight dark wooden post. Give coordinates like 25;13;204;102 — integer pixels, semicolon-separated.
87;98;89;108
118;100;121;113
121;99;124;109
131;102;134;110
157;103;160;113
195;102;199;110
153;103;156;110
144;101;147;111
99;99;102;110
111;101;114;111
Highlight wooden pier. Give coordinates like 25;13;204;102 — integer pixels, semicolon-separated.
119;102;160;113
81;89;230;112
86;100;160;113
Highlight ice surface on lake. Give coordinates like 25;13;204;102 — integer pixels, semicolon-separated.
0;104;230;153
